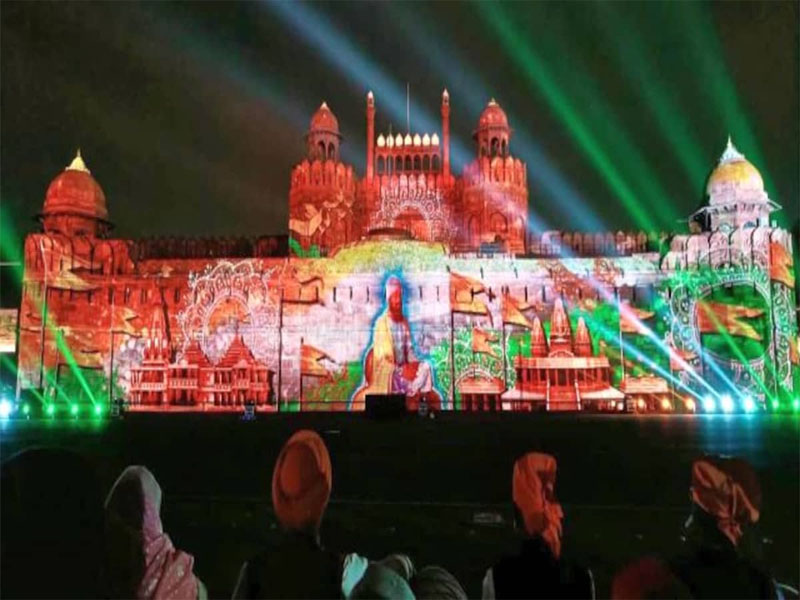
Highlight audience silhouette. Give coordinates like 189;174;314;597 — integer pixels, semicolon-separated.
104;466;207;599
0;436;789;599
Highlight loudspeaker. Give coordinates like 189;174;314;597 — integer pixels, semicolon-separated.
365;394;407;419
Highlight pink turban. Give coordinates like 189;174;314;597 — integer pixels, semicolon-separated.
512;452;564;558
272;430;332;532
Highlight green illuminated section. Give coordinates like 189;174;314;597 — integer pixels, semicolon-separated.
523;6;680;226
675;2;779;218
478;3;656;231
593;5;708;189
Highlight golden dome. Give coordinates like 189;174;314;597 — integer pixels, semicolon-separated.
706;137;764;199
42;150;108;221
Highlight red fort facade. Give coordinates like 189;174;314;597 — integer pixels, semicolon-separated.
289;92;527;255
14;91;798;413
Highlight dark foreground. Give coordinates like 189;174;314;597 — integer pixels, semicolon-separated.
2;412;798;597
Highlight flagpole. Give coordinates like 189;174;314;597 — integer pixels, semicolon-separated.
277;292;284;411
450;310;455;410
108;283;115;406
299;336;304;411
472;346;476;379
406;83;410;133
502;323;508;391
616;287;625;383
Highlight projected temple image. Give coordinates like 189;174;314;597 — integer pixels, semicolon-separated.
14;92;798;413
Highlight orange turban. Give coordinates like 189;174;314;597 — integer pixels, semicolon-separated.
512;452;564;558
272;430;332;532
689;456;761;546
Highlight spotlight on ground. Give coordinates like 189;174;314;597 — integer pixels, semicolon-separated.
702;396;716;413
742;396;756;413
720;395;734;413
0;399;12;419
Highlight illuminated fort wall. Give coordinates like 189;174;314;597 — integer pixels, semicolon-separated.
15;95;798;412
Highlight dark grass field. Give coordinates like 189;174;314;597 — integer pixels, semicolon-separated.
2;412;798;598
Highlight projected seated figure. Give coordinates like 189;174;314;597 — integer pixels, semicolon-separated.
352;277;441;411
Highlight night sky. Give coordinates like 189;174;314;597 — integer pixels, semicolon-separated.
2;1;798;247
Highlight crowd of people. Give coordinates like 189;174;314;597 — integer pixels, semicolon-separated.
0;428;790;599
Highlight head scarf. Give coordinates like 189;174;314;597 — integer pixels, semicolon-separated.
689;456;761;546
351;563;415;600
411;566;468;600
272;430;332;533
512;452;564;558
104;466;198;599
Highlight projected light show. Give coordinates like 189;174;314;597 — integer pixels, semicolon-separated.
2;3;799;599
1;1;797;418
12;102;798;414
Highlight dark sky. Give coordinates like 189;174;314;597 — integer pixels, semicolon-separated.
2;1;798;245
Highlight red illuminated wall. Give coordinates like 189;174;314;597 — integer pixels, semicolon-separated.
289;92;528;255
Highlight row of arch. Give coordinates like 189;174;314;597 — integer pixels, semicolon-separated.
373;173;450;191
663;226;788;271
24;233;288;277
463;156;526;186
291;160;356;189
375;153;441;175
314;141;337;161
527;231;655;257
130;236;286;261
478;136;509;159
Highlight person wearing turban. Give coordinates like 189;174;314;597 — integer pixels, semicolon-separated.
482;453;594;599
670;456;776;599
233;430;344;599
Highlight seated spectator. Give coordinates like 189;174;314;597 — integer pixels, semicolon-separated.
611;557;691;599
670;456;776;599
411;566;468;599
482;452;594;599
1;447;104;599
351;562;415;600
233;429;343;599
104;465;207;599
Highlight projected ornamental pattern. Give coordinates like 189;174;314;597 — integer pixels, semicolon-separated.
14;97;799;413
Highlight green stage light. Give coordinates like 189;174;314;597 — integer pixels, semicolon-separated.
94;404;103;417
22;403;31;416
46;404;56;417
793;398;800;413
70;404;79;417
771;400;780;411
